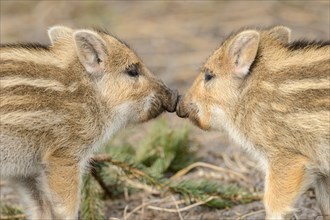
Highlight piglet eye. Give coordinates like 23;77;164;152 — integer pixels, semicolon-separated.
126;64;139;77
127;69;139;77
205;71;214;82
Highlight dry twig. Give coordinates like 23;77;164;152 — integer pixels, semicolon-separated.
171;195;184;220
138;197;146;220
222;154;243;173
123;205;129;220
120;178;160;195
124;197;169;220
170;162;247;182
233;153;249;173
235;209;265;220
90;165;113;198
0;214;27;220
147;196;215;213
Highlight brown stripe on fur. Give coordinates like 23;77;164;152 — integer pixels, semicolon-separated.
0;94;88;113
1;101;102;149
251;89;329;113
287;40;330;51
1;43;50;50
1;83;90;101
0;60;84;85
287;89;330;110
264;59;330;83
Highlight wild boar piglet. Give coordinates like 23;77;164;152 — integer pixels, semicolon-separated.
0;26;178;219
177;26;329;220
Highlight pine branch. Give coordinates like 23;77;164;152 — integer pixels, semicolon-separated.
92;154;163;188
169;180;260;208
0;204;26;220
81;173;105;220
90;160;113;198
91;154;260;209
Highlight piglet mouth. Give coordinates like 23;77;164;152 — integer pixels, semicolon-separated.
162;89;179;113
176;95;189;118
176;98;208;129
176;103;204;128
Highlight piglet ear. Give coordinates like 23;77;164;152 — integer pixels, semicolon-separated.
268;26;291;44
73;30;108;75
48;25;73;44
227;30;260;79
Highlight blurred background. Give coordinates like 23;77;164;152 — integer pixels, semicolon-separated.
1;1;329;219
1;1;329;90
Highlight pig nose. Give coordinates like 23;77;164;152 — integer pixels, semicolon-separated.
164;89;179;113
176;95;189;118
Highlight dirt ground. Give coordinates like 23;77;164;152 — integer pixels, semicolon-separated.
1;1;329;220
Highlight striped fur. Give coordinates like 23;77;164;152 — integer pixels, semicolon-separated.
177;26;330;219
0;26;178;219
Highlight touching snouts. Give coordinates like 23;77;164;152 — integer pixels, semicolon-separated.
163;88;180;113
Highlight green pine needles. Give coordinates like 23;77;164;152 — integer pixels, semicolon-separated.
0;204;26;220
81;172;105;220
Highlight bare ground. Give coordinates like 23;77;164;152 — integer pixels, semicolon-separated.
0;1;329;220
